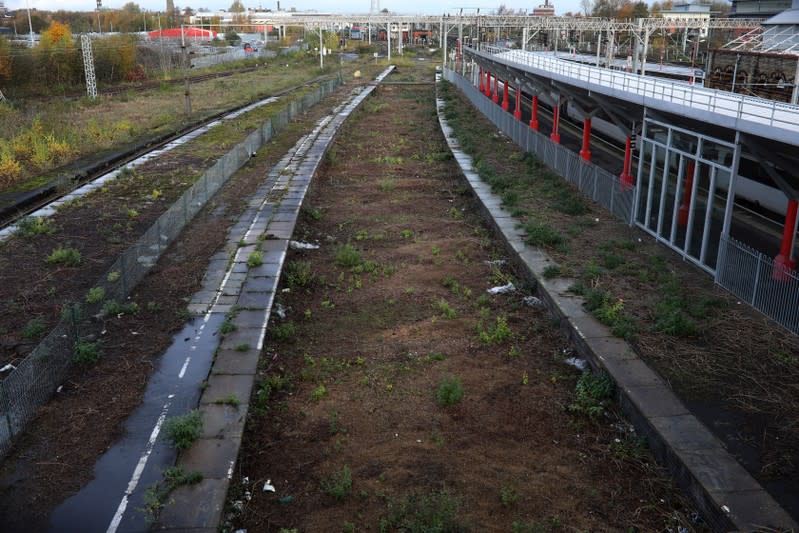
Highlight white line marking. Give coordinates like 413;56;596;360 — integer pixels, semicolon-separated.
178;357;191;379
106;399;172;533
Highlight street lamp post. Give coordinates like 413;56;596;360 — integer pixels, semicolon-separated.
25;0;34;47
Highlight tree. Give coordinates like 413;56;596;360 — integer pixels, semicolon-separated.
580;0;593;16
36;21;79;86
229;0;245;12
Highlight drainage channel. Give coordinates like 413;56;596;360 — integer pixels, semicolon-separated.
47;66;393;533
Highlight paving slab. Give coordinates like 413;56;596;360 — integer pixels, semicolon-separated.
211;348;260;376
200;374;255;407
154;478;229;531
199;403;247;439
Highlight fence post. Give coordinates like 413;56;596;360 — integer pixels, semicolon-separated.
1;381;13;441
752;253;762;306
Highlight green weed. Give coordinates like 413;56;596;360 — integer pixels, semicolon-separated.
22;317;47;339
477;315;512;344
74;340;103;365
162;410;203;450
285;260;317;288
16;216;56;238
47;246;81;266
321;465;353;500
381;489;465;532
335;243;362;267
524;220;564;247
436;375;464;406
247;251;263;268
567;370;614;418
214;394;240;408
85;286;105;304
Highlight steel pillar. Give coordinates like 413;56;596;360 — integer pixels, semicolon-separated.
678;160;696;227
579;118;591;161
513;86;522;120
550;97;561;144
773;199;798;279
620;135;634;189
530;95;539;131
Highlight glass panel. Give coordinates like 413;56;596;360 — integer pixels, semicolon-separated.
686;161;709;261
636;140;654;225
672;130;698;155
704;167;729;270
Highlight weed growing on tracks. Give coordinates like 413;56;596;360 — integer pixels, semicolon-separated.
246;251;263;268
380;489;464;531
335;243;362;267
22;316;46;339
567;370;614;418
436;299;457;319
436;375;464;406
219;319;237;335
16;216;56;238
47;246;82;266
310;384;327;401
320;465;353;500
141;466;203;523
214;394;241;408
85;286;105;304
477;315;512;345
163;410;203;450
74;340;103;365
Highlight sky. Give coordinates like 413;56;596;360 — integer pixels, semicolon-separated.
6;0;587;18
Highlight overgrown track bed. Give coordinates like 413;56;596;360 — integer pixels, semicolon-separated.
228;60;703;532
0;78;360;532
437;81;799;521
0;73;333;230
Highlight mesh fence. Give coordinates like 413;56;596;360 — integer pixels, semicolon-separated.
0;76;342;459
444;68;635;225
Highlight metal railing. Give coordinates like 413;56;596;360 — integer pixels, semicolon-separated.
443;68;635;224
716;235;799;334
0;77;342;459
474;45;799;143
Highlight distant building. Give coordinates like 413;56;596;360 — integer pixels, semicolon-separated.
660;3;712;37
532;0;555;17
730;0;791;18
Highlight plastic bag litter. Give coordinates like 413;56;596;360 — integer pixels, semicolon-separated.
484;259;506;266
564;357;587;370
263;479;276;493
0;364;15;373
487;283;515;294
274;304;287;319
523;296;544;308
289;241;319;250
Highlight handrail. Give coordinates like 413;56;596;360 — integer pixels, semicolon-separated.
475;44;799;142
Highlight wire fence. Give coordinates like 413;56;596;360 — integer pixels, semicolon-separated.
443;68;635;225
0;76;342;459
445;67;799;336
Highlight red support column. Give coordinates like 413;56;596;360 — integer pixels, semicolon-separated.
678;160;696;227
550;98;561;144
492;76;499;104
485;72;492;97
502;80;510;111
773;199;798;279
529;95;539;131
478;68;484;93
514;86;522;120
620;135;634;190
579;118;592;161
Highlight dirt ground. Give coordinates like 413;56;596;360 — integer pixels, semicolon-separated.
228;61;704;532
0;74;359;532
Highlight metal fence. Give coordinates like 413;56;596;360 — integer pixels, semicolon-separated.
190;47;273;69
0;76;342;459
443;68;635;225
716;235;799;334
445;67;799;337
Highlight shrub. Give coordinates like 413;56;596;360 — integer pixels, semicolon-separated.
247;251;263;268
16;216;56;238
74;340;103;365
524;220;564;247
567;370;614;417
22;317;47;339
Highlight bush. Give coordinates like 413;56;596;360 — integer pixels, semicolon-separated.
567;370;614;417
321;465;352;500
335;243;361;267
74;340;103;365
47;246;81;266
524;220;564;247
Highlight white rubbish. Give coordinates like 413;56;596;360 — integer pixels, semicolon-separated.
275;304;287;319
56;385;63;393
416;439;422;443
131;331;139;335
263;479;276;493
721;505;730;513
242;476;250;485
523;296;544;308
289;240;319;250
564;357;587;370
234;529;248;533
0;364;15;373
487;283;515;295
484;259;506;266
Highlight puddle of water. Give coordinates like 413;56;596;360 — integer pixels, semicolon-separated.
48;314;225;533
